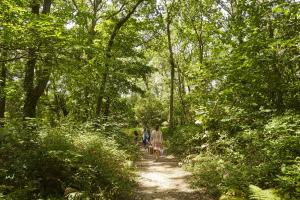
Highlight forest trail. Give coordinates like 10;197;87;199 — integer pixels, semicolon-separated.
134;148;208;200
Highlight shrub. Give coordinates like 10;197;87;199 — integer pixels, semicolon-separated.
185;153;225;198
249;185;281;200
0;120;137;199
170;112;300;199
166;125;203;156
134;96;167;127
277;158;300;200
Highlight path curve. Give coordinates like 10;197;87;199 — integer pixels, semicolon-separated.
134;148;206;200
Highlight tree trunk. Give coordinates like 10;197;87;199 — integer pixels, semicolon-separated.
142;74;150;91
95;0;144;116
96;55;109;116
23;46;38;118
0;52;7;127
23;0;52;118
103;97;111;119
177;65;188;124
194;18;204;64
167;13;175;134
24;67;50;118
54;93;68;117
268;22;284;113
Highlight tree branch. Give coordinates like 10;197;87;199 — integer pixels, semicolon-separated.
0;54;28;63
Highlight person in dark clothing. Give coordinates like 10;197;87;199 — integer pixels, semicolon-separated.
142;127;150;148
133;130;139;144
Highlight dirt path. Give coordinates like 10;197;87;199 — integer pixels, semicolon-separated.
134;148;208;200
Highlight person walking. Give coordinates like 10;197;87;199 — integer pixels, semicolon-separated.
133;130;139;145
142;127;150;148
151;125;163;161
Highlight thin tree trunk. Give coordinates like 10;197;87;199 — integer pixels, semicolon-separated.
167;12;175;134
177;65;188;124
268;22;284;113
142;74;150;91
103;97;110;119
52;80;69;117
192;18;204;64
54;94;68;117
0;52;7;127
96;54;109;116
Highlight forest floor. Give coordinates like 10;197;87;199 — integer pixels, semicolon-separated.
133;147;211;200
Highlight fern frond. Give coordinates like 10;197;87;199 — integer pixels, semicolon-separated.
249;185;282;200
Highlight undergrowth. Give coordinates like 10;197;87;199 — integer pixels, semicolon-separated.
167;112;300;200
0;119;138;200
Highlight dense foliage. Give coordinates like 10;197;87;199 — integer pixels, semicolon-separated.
151;0;300;199
0;0;299;199
0;120;138;199
174;113;300;199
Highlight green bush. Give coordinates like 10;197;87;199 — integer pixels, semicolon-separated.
0;120;137;200
249;185;281;200
169;112;300;199
277;158;300;200
134;96;167;127
166;125;203;156
185;153;224;198
185;153;252;199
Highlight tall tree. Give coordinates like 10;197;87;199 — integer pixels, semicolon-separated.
0;51;7;126
23;0;52;118
166;5;176;133
96;0;144;116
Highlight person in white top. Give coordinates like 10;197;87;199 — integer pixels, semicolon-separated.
151;125;163;161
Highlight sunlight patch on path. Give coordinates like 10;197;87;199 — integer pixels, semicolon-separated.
134;148;206;200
